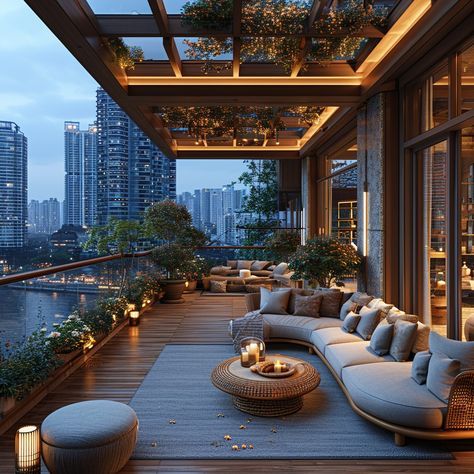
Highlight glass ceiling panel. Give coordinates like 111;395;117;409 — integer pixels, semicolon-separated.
87;0;152;14
122;37;168;60
163;0;189;14
178;38;233;62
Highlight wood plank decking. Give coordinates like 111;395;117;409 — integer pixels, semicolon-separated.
1;292;473;473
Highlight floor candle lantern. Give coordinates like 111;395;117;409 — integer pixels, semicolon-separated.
15;425;40;474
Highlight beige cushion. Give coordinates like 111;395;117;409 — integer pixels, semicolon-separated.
389;319;418;361
427;353;461;403
264;314;342;343
387;306;407;317
210;265;232;275
293;294;322;318
237;260;253;270
251;270;273;277
210;280;227;293
310;327;362;355
356;306;381;340
325;341;394;378
429;331;474;370
342;312;360;333
386;312;418;324
260;288;290;314
251;260;271;271
411;350;432;385
369;320;394;355
343;362;447;429
413;322;430;353
272;262;289;275
367;298;394;315
313;289;343;319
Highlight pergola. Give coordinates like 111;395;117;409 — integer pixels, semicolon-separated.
26;0;459;159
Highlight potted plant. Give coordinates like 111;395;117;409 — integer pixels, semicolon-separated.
288;236;361;288
145;200;207;303
264;229;301;262
182;256;212;293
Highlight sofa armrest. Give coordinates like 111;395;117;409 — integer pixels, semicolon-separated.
245;293;260;312
445;370;474;429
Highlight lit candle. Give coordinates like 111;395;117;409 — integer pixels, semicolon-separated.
127;303;136;312
274;360;282;373
15;425;40;472
129;310;140;327
247;343;259;365
241;350;249;363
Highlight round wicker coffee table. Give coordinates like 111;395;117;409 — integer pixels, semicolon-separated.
211;355;320;417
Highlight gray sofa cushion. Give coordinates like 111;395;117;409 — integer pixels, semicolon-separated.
389;319;418;361
342;312;360;333
426;353;461;403
293;294;323;318
429;331;474;370
260;288;290;314
227;260;237;269
263;314;342;343
369;320;394;355
343;362;447;429
251;260;271;271
237;260;254;270
325;341;394;378
339;299;357;321
273;262;289;275
310;327;363;355
356;306;381;340
411;350;432;385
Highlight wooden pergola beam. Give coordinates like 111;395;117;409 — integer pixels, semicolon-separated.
233;0;242;78
148;0;182;78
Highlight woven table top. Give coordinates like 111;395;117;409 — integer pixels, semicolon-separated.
211;355;321;400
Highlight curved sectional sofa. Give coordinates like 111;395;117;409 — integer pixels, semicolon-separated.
230;289;474;446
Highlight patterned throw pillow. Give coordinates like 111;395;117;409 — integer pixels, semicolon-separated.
351;292;374;306
293;294;323;318
367;298;394;315
210;280;227;293
342;312;361;333
313;289;343;318
227;260;238;269
237;260;253;270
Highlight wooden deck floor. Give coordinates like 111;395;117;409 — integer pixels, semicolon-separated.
1;292;473;473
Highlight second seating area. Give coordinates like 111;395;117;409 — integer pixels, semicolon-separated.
231;288;474;445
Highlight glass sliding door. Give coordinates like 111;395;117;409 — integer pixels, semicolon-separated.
461;126;474;339
421;141;448;334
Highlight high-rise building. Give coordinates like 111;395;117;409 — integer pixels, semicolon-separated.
0;121;27;248
96;88;176;224
64;121;97;227
28;198;61;234
28;199;40;233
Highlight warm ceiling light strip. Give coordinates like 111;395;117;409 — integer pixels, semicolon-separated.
356;0;432;76
176;145;300;151
127;76;362;86
299;106;339;147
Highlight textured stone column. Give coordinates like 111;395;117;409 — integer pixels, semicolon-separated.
357;94;385;297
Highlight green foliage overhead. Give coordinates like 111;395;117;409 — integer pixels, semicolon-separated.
264;229;301;261
288;236;361;288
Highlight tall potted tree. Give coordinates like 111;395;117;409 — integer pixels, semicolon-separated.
288;236;361;288
146;200;207;303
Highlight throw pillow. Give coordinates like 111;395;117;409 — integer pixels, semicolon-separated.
313;289;343;318
237;260;253;270
351;292;374;306
342;312;361;333
386;312;418;324
251;260;271;271
367;298;394;315
387;306;406;317
369;319;394;355
356;306;381;340
340;298;357;320
260;287;290;315
267;264;276;271
281;288;307;314
293;294;323;318
429;331;474;370
412;322;430;353
389;319;418;361
210;280;227;293
426;353;461;403
272;262;289;275
210;265;232;275
411;351;432;385
227;260;237;269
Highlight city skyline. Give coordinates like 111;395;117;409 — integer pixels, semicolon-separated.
0;1;248;203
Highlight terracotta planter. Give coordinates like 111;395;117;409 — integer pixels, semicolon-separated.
0;397;16;417
183;280;198;293
160;280;186;304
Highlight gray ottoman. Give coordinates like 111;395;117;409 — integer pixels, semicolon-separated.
41;400;138;474
465;315;474;341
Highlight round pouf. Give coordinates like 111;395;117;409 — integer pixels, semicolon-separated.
465;316;474;341
239;269;251;278
41;400;138;474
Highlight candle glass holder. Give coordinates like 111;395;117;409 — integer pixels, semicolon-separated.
240;337;265;367
129;310;140;326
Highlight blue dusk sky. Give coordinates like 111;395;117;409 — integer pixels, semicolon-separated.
0;1;246;202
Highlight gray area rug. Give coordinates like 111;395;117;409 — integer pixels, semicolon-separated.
129;344;454;460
